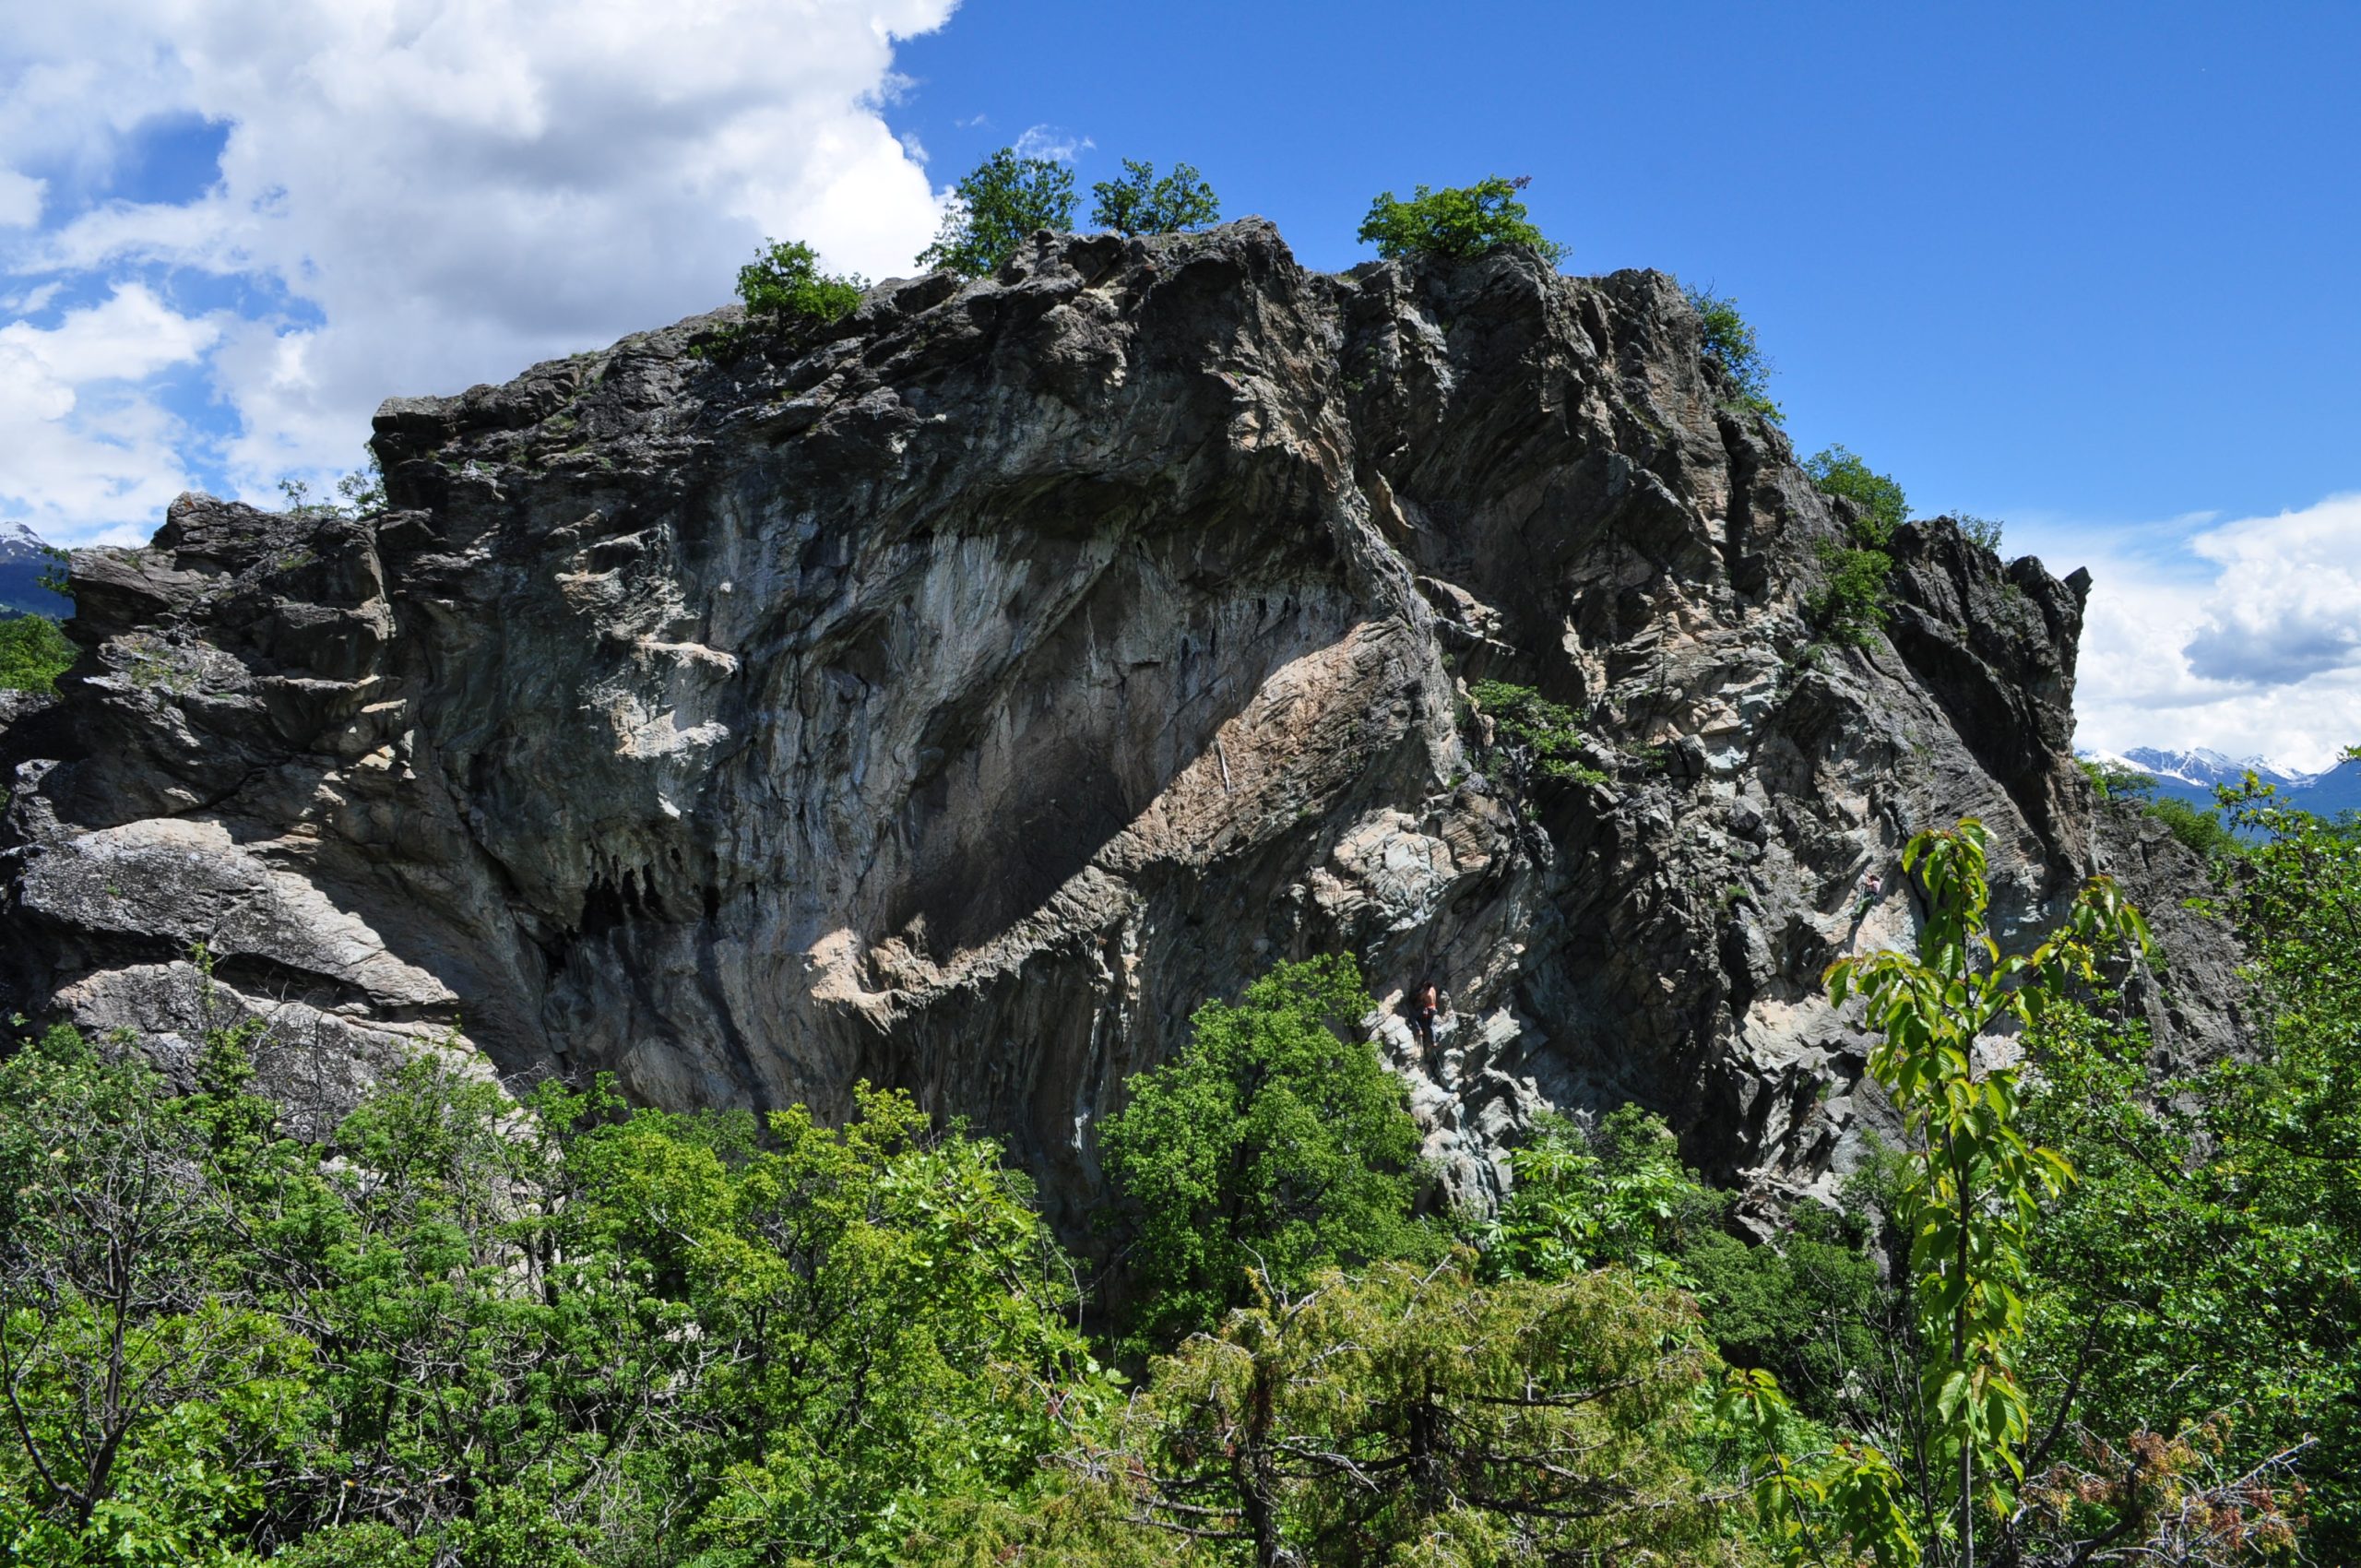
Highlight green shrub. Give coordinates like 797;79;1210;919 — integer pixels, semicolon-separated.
1807;541;1894;647
1467;678;1604;783
2146;795;2237;859
1800;445;1909;647
735;236;867;322
1805;445;1910;547
1088;158;1221;235
275;457;385;519
1485;1104;1719;1286
918;147;1078;276
1956;512;2006;552
2077;755;2158;801
1682;284;1781;422
1682;1202;1892;1430
0;612;73;694
1356;173;1566;266
1099;956;1434;1344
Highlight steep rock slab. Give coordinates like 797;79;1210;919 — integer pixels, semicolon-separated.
0;221;2238;1225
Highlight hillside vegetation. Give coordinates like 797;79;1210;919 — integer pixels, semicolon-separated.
3;801;2346;1566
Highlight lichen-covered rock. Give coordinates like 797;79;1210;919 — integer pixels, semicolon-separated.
0;220;2240;1229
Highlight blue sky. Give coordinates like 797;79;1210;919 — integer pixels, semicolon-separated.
3;0;2357;763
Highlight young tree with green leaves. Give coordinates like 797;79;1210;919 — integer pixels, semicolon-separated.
735;237;867;323
1066;1257;1734;1568
2013;776;2360;1559
1357;174;1566;266
1684;284;1783;422
1802;445;1910;647
1098;956;1434;1344
0;612;74;693
1484;1103;1717;1287
919;147;1079;276
1806;445;1910;547
1088;159;1221;236
1821;820;2150;1565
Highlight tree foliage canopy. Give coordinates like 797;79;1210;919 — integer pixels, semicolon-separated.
736;238;867;324
1683;284;1782;422
919;148;1078;277
1087;160;1220;237
1098;956;1434;1345
1356;175;1565;266
0;613;73;694
6;778;2359;1564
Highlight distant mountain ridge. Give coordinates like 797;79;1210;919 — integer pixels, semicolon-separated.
2092;744;2361;818
0;523;70;619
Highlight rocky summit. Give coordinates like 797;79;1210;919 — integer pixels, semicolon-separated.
0;220;2240;1229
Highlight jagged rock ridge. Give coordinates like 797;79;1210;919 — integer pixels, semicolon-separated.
0;220;2242;1224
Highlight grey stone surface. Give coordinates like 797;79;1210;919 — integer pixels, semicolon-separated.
0;220;2242;1230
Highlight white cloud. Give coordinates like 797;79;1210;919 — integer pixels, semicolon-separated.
2037;493;2361;772
0;170;43;228
1013;124;1094;162
0;0;958;541
0;284;219;541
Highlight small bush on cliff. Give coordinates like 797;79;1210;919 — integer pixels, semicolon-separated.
1802;445;1911;647
919;147;1078;276
1683;284;1782;422
0;612;73;694
1357;173;1566;266
1099;955;1434;1344
1088;158;1221;235
1956;511;2006;552
1807;540;1895;647
1467;678;1606;785
2146;794;2238;859
736;236;867;323
1805;444;1909;547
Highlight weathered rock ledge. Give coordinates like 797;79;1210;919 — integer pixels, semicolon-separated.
0;220;2242;1225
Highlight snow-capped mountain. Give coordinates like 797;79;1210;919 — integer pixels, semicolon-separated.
0;522;68;619
2085;745;2361;818
2116;745;2316;794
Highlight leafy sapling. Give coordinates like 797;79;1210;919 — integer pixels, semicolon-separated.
919;147;1079;276
1088;159;1221;235
1358;174;1567;265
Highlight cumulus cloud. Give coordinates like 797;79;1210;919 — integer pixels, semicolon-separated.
2037;493;2361;771
0;0;957;541
0;284;220;543
1013;124;1095;162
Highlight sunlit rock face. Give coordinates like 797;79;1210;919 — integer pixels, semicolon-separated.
0;220;2241;1229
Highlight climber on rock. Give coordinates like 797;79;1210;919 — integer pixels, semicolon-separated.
1411;978;1442;1054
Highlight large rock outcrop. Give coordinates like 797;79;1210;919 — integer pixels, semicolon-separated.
0;220;2241;1223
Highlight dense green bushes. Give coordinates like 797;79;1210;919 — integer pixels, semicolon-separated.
6;799;2355;1562
736;238;866;323
1097;955;1433;1346
1087;160;1220;237
1357;174;1565;265
1684;285;1782;422
0;613;73;693
919;148;1079;277
1804;445;1909;647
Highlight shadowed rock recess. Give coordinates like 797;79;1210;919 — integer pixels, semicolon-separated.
0;220;2241;1227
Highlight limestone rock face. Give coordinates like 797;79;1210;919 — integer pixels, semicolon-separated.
0;221;2239;1225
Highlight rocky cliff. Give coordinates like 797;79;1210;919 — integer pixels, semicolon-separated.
0;220;2241;1224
